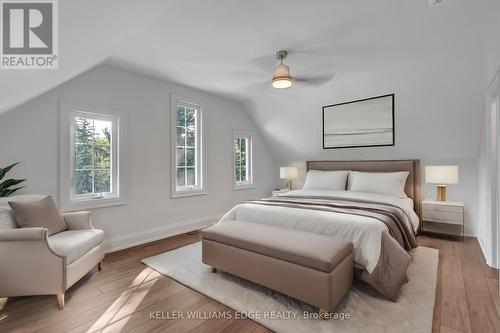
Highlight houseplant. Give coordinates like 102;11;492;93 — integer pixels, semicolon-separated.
0;162;26;197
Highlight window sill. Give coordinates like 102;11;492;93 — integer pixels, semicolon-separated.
61;198;126;212
233;184;256;191
171;190;207;199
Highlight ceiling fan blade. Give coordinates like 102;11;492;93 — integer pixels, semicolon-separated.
248;54;277;72
243;81;273;93
249;50;332;73
288;45;340;57
294;72;335;87
223;70;267;81
292;62;335;77
248;49;336;74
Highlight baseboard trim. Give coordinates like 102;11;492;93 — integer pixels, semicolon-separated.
104;214;222;253
478;234;499;269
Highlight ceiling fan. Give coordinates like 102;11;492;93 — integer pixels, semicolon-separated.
272;50;293;89
270;50;334;89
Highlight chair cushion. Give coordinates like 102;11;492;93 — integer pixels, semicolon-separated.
0;195;47;230
202;221;353;273
48;229;104;264
8;196;67;236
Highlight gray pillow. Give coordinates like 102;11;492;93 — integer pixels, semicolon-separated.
8;196;67;236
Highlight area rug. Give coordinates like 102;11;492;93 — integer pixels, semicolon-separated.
142;242;438;333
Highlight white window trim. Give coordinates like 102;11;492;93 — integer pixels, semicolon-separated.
59;102;126;211
233;129;255;191
171;94;207;198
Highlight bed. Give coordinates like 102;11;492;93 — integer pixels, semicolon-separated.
217;160;421;301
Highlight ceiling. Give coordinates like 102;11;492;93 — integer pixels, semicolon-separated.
1;0;499;116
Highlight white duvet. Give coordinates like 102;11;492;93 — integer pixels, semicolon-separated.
218;190;419;274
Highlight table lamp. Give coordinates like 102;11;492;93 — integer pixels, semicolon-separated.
280;167;298;190
425;165;459;202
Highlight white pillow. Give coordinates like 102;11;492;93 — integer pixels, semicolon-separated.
348;171;409;198
303;170;349;191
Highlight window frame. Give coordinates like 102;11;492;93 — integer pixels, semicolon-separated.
60;102;126;211
171;94;207;198
233;129;254;191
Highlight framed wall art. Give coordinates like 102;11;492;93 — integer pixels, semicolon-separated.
322;94;395;149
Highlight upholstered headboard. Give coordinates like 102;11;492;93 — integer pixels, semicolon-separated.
306;160;421;221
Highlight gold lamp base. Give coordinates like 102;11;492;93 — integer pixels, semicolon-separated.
287;180;293;191
436;185;447;202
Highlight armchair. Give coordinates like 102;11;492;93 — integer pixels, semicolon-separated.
0;195;104;309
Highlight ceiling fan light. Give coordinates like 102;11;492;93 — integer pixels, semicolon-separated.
272;76;292;89
272;63;292;89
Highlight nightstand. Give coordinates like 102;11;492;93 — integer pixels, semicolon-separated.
422;200;464;240
272;189;289;197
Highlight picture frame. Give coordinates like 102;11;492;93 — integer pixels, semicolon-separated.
322;94;395;149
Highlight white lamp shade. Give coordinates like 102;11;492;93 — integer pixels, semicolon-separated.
425;165;459;184
272;63;293;89
280;167;298;179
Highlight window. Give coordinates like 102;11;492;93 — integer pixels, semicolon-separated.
60;103;125;210
73;115;114;197
233;130;254;190
171;95;206;197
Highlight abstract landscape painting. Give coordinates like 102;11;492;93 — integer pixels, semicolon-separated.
322;94;394;149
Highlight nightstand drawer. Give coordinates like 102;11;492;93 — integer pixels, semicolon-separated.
422;203;463;214
424;217;463;225
423;209;463;223
421;200;464;240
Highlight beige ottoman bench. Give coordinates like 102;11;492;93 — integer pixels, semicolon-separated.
202;221;353;315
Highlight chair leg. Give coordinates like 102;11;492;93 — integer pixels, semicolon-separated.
57;293;65;310
211;267;217;273
98;261;103;271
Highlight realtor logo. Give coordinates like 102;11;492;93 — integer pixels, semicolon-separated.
1;0;58;69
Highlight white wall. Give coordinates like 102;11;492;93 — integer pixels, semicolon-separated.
0;64;279;251
487;17;500;86
248;52;484;237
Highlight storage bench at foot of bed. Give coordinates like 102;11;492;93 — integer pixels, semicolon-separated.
202;221;354;315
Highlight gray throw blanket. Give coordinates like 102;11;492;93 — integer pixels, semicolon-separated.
246;196;417;301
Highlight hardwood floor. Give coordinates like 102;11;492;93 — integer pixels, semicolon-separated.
418;235;500;333
0;233;498;333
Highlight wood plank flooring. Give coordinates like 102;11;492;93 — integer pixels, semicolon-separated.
0;232;498;333
418;235;500;333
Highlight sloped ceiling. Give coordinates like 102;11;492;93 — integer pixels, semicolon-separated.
1;0;499;160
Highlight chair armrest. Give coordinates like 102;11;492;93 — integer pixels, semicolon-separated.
63;211;93;230
0;228;65;297
0;227;64;258
0;227;47;241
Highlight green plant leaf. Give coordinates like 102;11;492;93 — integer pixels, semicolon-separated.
0;163;26;197
0;162;20;181
0;179;26;192
0;186;25;197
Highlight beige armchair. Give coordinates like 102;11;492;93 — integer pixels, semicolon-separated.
0;195;104;309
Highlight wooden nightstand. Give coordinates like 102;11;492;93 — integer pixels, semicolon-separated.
422;200;464;240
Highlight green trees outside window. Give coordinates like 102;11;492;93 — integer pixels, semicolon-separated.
234;137;248;183
74;116;112;196
176;105;198;187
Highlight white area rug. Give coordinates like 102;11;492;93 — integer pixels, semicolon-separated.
142;242;438;333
